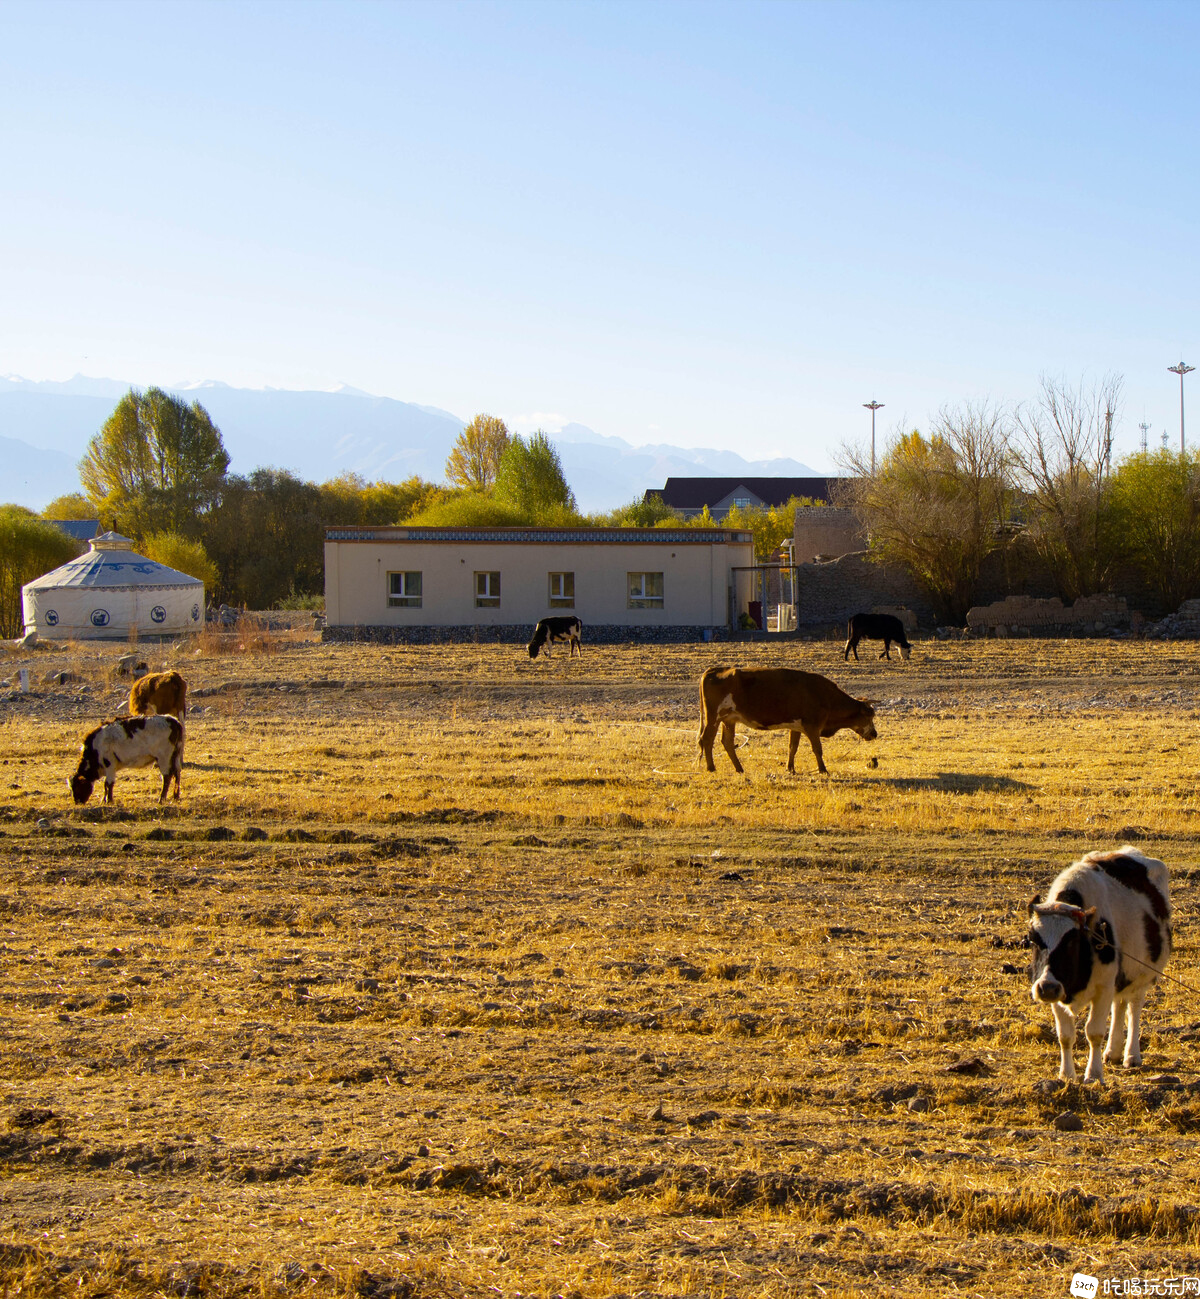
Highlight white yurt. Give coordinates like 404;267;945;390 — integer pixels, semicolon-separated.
22;532;205;640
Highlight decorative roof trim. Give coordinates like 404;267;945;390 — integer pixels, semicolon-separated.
326;526;754;544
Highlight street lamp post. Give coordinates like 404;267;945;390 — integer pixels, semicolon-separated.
863;400;884;475
1168;362;1195;452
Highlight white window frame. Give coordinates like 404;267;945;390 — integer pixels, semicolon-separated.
387;570;422;607
627;571;664;609
475;570;501;607
548;571;575;608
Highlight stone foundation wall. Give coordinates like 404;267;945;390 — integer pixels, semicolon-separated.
322;623;728;646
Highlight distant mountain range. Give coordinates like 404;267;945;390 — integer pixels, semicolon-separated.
0;375;818;513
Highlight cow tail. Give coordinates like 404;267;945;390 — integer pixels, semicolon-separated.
698;666;724;742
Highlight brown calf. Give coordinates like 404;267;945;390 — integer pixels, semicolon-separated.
129;670;187;720
698;665;877;775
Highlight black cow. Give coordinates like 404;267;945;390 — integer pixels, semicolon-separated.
844;612;912;661
528;616;583;659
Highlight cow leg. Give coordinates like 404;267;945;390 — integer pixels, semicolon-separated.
1082;991;1113;1083
880;642;891;659
1122;991;1148;1067
849;638;860;661
103;780;115;805
720;722;744;773
159;770;170;801
843;637;852;661
698;719;719;772
801;722;827;775
1051;1002;1077;1081
1104;995;1129;1065
787;730;801;773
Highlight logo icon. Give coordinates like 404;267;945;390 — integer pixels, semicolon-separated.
151;605;167;624
44;609;59;627
191;603;201;621
1071;1275;1098;1299
90;609;110;628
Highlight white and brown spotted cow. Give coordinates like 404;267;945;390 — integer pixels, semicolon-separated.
528;616;582;659
1028;846;1172;1083
698;665;877;775
69;714;185;805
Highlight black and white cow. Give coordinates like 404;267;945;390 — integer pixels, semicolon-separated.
69;714;185;805
844;612;912;661
1027;846;1172;1083
528;616;583;659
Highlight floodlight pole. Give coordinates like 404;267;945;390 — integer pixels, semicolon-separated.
1168;362;1195;452
863;400;884;475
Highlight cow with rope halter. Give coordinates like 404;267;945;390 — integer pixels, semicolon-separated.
1028;846;1172;1084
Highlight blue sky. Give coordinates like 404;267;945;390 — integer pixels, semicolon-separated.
3;0;1198;469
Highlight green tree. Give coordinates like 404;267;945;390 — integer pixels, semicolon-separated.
445;414;511;491
318;472;445;525
841;403;1013;621
597;493;682;528
404;490;530;528
725;496;820;561
493;431;576;518
141;531;220;590
202;469;323;607
1110;449;1200;611
79;387;230;537
0;505;82;638
41;492;96;520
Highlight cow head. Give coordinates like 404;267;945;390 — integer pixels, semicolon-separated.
852;700;878;742
527;639;541;659
1027;899;1098;1004
69;736;101;805
899;644;912;661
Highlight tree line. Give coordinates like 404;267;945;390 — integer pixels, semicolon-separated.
839;374;1200;620
8;389;812;624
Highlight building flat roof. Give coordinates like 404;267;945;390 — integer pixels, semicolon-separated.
326;526;753;544
647;476;844;509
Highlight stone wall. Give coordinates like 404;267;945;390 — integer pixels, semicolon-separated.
1145;599;1200;639
794;552;935;631
321;623;728;646
964;593;1133;635
793;506;864;562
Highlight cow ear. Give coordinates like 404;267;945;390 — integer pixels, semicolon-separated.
1026;893;1040;916
1082;906;1098;929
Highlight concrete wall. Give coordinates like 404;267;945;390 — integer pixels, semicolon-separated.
325;528;755;629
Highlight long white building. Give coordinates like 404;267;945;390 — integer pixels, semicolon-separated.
323;525;755;637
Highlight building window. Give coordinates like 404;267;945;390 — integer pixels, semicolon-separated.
475;571;501;607
549;572;575;608
627;571;664;609
387;571;422;607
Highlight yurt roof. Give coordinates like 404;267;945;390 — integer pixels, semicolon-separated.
24;532;204;592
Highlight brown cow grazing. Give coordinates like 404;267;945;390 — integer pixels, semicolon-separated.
698;665;877;775
128;670;187;720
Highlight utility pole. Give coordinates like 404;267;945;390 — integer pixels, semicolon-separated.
863;400;884;475
1168;362;1195;452
1139;421;1151;453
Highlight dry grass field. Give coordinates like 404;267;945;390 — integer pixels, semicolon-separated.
3;631;1200;1298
